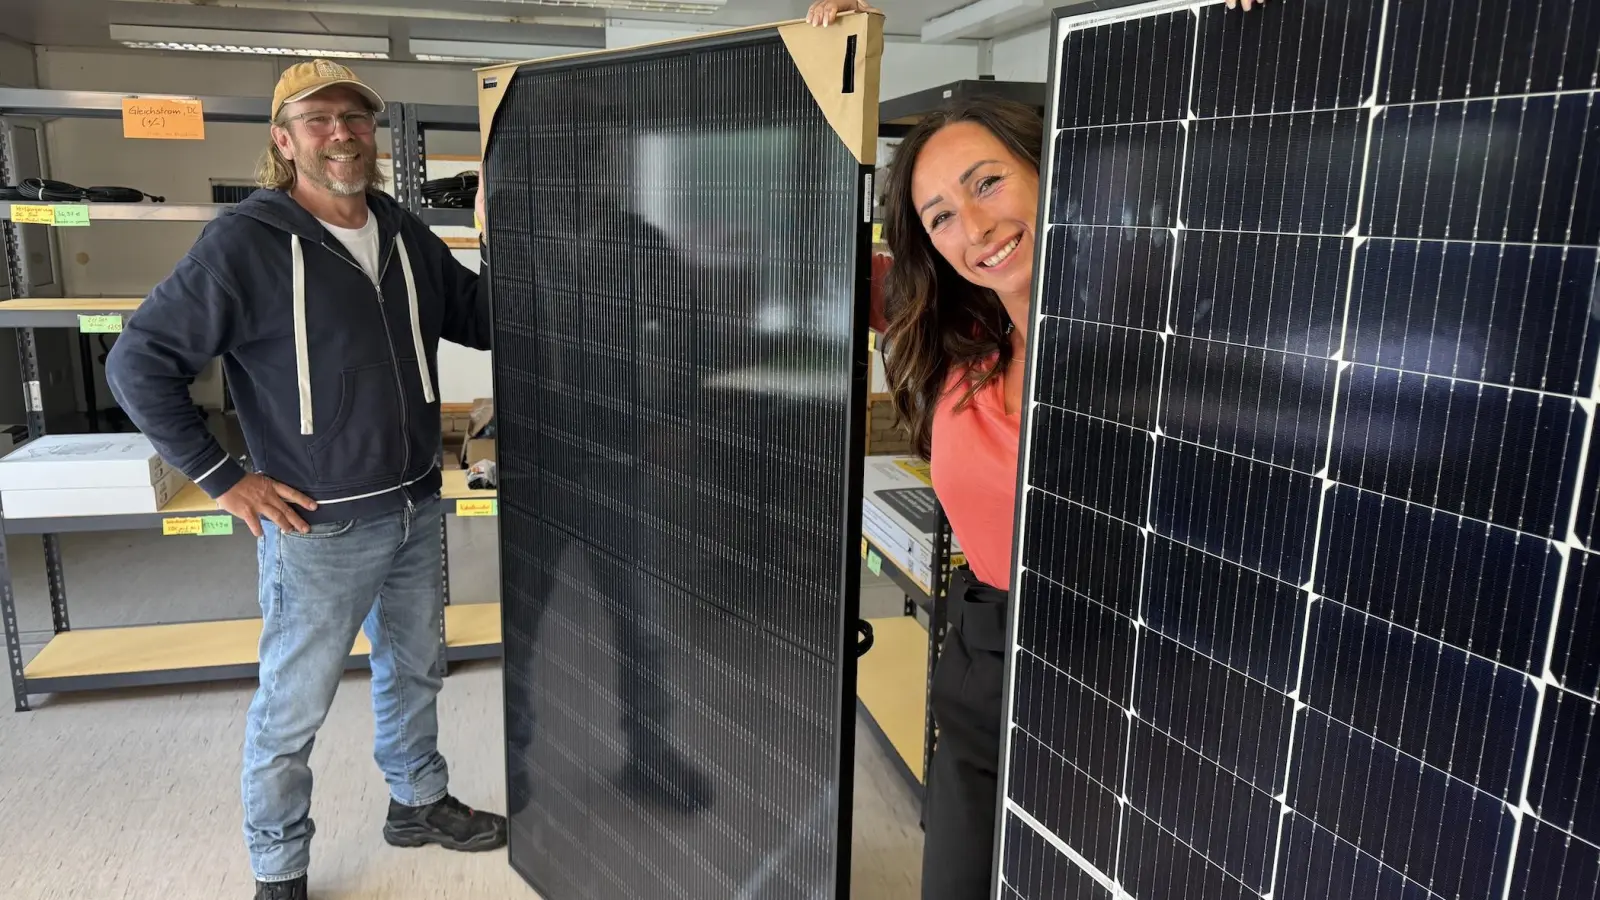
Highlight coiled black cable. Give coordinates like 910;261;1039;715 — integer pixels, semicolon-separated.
8;178;165;204
420;172;478;209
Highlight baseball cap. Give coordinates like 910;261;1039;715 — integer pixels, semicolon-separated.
271;59;386;121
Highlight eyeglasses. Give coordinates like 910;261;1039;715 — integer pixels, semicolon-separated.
287;110;378;137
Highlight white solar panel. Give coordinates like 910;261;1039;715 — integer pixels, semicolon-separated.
999;1;1600;899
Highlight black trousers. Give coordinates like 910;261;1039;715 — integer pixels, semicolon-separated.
921;567;1009;900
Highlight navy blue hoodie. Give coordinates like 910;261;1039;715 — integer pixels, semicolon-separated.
105;187;492;524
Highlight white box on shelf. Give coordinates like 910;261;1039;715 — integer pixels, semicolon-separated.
1;466;188;519
0;433;171;492
862;455;965;584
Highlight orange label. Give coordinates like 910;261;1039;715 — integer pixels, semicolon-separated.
122;97;205;140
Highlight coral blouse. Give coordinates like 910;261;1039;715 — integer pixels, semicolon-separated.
929;368;1021;591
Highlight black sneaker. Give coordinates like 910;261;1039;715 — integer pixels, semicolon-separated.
254;875;307;900
383;794;508;852
618;746;715;815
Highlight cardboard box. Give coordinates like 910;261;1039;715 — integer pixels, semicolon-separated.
0;433;170;491
2;465;188;519
460;437;496;467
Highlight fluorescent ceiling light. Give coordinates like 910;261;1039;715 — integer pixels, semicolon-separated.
109;24;390;58
110;0;602;28
409;39;577;64
473;0;726;13
921;0;1047;43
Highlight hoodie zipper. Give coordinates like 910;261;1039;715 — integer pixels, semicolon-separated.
321;233;413;484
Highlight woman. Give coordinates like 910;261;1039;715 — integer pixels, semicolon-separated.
806;0;1262;896
873;91;1039;900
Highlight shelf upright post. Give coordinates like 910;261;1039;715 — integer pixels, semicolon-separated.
920;501;953;820
0;123;70;646
390;102;421;215
438;481;451;678
0;120;27;711
0;115;24;712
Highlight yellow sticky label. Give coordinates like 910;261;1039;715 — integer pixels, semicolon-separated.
867;330;877;352
893;457;934;487
78;314;123;334
871;223;883;244
11;204;54;225
164;517;202;535
53;205;91;226
163;514;232;535
860;537;868;559
456;498;497;517
122;97;206;140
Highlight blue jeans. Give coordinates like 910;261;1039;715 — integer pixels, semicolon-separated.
242;494;450;882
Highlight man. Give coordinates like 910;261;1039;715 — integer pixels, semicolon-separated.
106;60;503;900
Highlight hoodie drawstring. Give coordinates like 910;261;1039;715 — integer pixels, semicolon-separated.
396;238;437;406
291;233;313;436
289;230;435;440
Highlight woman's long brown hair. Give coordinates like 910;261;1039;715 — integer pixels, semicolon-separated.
880;97;1044;459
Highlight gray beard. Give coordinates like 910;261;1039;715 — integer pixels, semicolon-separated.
297;148;377;196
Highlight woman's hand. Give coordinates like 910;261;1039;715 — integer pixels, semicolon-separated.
806;0;880;27
1227;0;1267;9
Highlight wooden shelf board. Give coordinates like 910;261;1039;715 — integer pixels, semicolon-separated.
0;297;142;312
856;615;928;783
158;482;221;515
24;603;501;681
441;467;495;502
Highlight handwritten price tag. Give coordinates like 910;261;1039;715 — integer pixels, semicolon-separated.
122;97;205;140
10;204;54;225
163;515;233;536
456;498;498;517
53;205;91;226
78;314;123;334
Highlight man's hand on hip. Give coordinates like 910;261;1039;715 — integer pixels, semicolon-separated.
218;472;318;537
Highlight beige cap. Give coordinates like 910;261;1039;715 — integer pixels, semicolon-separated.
271;59;385;121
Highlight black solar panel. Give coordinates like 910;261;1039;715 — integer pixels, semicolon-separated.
1002;2;1600;900
479;18;883;900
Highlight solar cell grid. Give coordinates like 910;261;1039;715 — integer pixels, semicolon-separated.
1000;2;1600;900
482;20;880;900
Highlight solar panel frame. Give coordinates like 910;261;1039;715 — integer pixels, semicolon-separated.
476;18;883;900
996;2;1600;899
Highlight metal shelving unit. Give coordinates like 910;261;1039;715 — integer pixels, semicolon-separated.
877;78;1048;136
856;503;955;808
390;100;481;222
0;201;234;222
0;89;498;712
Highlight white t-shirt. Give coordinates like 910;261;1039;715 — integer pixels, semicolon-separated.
317;213;382;284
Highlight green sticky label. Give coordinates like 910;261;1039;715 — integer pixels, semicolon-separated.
52;204;91;226
78;314;123;334
201;515;233;536
866;550;882;577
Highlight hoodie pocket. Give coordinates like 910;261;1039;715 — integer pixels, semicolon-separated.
307;362;406;490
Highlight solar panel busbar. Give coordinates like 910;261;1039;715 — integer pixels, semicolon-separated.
1000;1;1600;899
477;13;884;900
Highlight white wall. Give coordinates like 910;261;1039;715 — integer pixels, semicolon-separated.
38;48;481;298
32;47;494;403
880;38;979;99
991;25;1052;83
0;35;36;87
